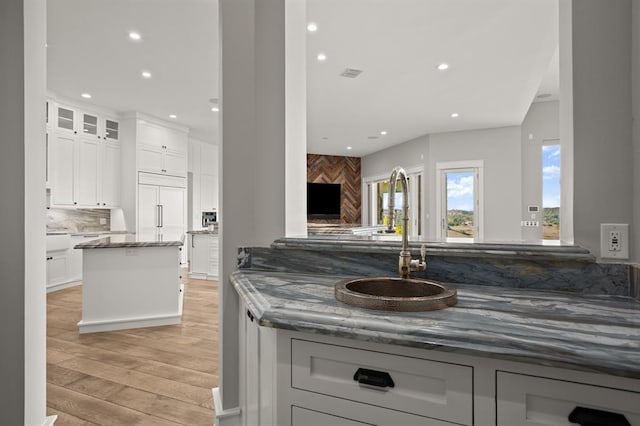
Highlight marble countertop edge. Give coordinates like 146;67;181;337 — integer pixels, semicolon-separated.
230;270;640;379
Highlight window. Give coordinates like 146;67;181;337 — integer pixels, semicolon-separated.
436;161;483;241
363;168;423;237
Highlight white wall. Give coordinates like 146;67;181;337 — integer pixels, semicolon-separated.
570;0;633;259
429;126;522;241
361;126;522;242
361;135;428;179
0;0;47;423
521;101;560;240
633;0;640;262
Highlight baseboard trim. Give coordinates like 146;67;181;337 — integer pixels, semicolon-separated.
212;387;242;426
43;414;57;426
77;312;181;333
46;280;81;293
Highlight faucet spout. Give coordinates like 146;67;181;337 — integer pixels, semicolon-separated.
386;166;426;279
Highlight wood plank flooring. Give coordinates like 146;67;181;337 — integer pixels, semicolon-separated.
47;272;218;425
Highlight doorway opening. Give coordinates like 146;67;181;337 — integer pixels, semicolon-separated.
542;142;561;240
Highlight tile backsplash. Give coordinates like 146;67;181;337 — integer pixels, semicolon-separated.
47;208;110;233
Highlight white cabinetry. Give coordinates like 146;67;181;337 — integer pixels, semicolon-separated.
188;139;219;229
48;101;121;208
138;176;186;234
189;233;219;280
237;311;640;426
46;234;71;291
137;120;187;177
496;371;640;425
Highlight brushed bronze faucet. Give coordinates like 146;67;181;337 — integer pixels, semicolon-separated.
386;166;427;279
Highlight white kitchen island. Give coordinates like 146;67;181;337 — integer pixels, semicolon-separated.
74;232;185;333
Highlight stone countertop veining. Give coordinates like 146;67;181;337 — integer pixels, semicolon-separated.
231;269;640;379
272;237;595;261
74;232;185;249
187;229;219;235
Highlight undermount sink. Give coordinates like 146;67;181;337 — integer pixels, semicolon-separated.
335;277;457;312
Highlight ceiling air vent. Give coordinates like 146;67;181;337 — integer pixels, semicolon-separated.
367;136;379;140
340;68;363;78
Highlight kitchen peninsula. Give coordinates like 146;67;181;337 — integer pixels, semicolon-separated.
74;232;185;333
232;239;640;426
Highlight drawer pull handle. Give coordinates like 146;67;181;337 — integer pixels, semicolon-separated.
353;368;395;389
568;406;630;426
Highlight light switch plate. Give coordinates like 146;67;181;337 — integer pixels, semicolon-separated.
600;224;629;259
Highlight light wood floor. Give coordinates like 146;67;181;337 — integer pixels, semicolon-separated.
46;272;218;425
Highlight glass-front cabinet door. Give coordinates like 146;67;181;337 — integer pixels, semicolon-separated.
104;118;119;142
82;113;99;137
56;105;76;134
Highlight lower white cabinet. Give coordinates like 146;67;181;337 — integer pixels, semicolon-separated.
291;407;370;426
237;301;640;426
189;233;218;280
46;251;70;289
496;371;640;425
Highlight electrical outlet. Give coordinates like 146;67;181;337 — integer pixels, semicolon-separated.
99;217;107;225
520;221;540;227
600;224;629;259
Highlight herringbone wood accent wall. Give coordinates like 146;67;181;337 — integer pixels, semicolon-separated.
307;154;361;224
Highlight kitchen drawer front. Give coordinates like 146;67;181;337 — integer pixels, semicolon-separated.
291;339;473;425
292;406;372;426
496;371;640;426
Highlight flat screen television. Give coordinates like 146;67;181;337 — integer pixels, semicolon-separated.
307;182;341;218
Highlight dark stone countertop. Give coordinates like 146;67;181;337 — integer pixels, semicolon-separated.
74;232;184;249
231;269;640;379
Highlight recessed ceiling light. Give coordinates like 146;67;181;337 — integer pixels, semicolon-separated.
380;130;388;136
169;114;177;119
346;146;353;150
451;113;459;118
141;71;152;78
317;53;327;62
128;32;141;41
81;93;92;99
307;22;318;32
437;63;449;71
211;107;219;112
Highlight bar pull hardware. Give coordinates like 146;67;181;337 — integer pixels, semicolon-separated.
353;368;395;389
568;406;631;426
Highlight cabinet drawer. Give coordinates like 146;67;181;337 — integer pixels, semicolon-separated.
292;406;370;426
291;339;473;425
496;371;640;426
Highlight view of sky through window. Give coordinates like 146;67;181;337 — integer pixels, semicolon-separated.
446;172;474;211
543;145;561;208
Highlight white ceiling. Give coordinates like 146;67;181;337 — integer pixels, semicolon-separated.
306;0;559;156
47;0;219;142
47;0;558;155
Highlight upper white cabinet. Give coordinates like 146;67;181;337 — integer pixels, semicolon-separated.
48;100;121;208
188;140;219;228
104;117;119;142
137;120;188;177
55;105;77;135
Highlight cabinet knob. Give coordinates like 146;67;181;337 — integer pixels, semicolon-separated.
97;203;100;205
73;202;77;205
103;203;106;206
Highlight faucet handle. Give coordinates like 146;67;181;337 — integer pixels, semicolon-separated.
420;244;427;262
